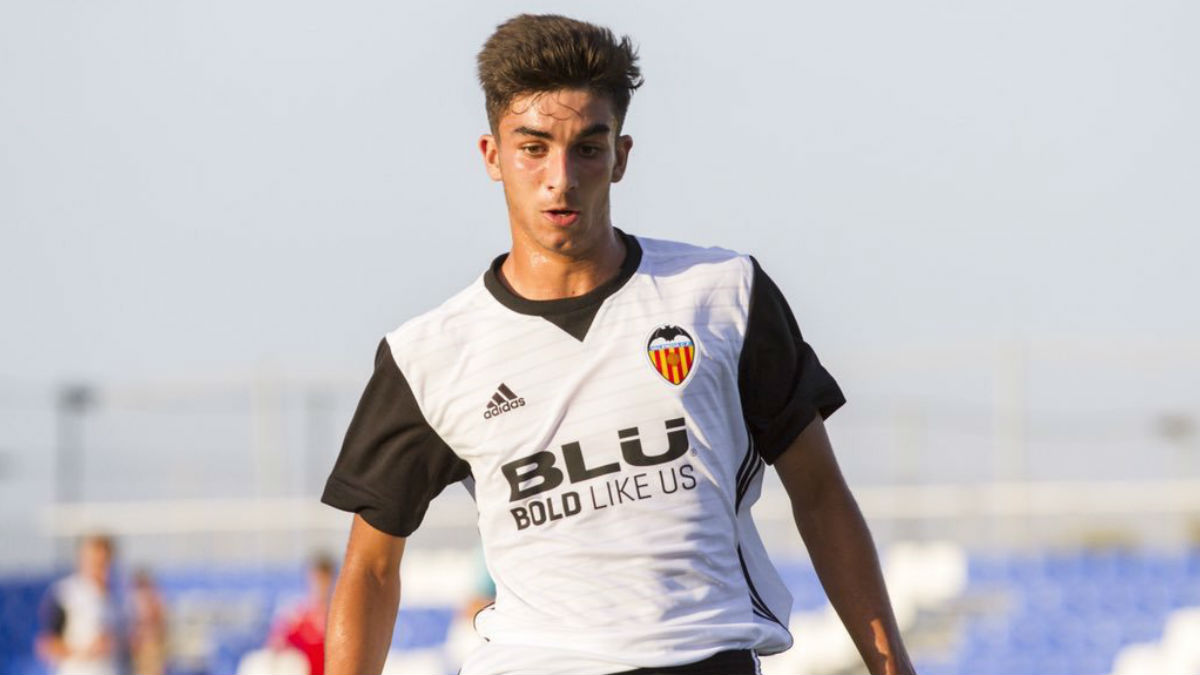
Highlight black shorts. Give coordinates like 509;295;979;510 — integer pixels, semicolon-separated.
610;650;759;675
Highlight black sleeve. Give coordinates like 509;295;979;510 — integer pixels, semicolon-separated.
38;588;66;637
321;338;471;537
738;257;847;464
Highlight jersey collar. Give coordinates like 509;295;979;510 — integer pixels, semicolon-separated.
483;229;643;341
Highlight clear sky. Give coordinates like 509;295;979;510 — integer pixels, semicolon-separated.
2;2;1199;571
1;0;1197;385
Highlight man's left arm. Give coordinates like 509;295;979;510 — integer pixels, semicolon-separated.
774;414;915;675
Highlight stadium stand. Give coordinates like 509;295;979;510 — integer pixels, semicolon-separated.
0;575;53;675
3;546;1200;675
947;548;1200;675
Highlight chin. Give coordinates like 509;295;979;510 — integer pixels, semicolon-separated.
531;219;589;251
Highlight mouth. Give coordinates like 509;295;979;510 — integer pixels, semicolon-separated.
542;208;580;227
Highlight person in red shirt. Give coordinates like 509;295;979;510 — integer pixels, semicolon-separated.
268;554;336;675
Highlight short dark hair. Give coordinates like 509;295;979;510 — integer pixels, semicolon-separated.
477;14;643;133
79;533;114;556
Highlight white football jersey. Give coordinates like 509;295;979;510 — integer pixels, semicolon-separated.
39;575;120;675
323;231;845;674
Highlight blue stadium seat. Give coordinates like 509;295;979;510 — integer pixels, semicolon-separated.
773;562;827;612
0;577;54;675
392;608;455;649
944;549;1194;675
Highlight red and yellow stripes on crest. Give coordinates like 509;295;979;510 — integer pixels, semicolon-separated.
648;345;696;385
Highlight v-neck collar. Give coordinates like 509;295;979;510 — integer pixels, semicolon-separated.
482;229;643;341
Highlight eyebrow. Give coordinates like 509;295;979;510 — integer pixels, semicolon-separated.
511;123;612;141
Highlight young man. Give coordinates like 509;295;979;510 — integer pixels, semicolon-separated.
36;534;122;675
322;14;914;675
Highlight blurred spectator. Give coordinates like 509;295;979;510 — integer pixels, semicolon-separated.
35;534;121;675
128;569;167;675
267;553;336;675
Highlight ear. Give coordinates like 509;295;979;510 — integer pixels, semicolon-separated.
611;134;634;183
479;133;503;182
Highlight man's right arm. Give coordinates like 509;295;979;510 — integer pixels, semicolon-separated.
321;338;471;672
325;514;406;675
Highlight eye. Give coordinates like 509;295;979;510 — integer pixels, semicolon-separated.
521;144;547;157
577;145;603;158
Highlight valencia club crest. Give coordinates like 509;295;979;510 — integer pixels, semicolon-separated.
646;325;698;386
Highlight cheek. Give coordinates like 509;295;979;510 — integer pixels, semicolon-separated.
579;160;615;187
500;158;541;211
509;154;544;180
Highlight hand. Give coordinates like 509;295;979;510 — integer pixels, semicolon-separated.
81;633;114;659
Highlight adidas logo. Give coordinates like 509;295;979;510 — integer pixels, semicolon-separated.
483;383;525;420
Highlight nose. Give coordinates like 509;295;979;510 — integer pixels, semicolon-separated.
544;148;578;194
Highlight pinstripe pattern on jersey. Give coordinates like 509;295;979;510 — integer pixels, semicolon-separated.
383;236;795;673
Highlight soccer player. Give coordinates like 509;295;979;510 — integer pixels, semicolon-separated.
322;14;914;675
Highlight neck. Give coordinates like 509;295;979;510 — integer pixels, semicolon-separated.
500;226;626;301
82;572;108;591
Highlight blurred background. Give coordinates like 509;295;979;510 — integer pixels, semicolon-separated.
1;0;1198;673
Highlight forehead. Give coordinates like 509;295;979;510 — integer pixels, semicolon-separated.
499;88;617;136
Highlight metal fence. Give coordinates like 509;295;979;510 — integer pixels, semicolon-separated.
2;338;1198;572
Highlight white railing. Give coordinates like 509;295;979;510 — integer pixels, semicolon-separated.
41;477;1200;537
